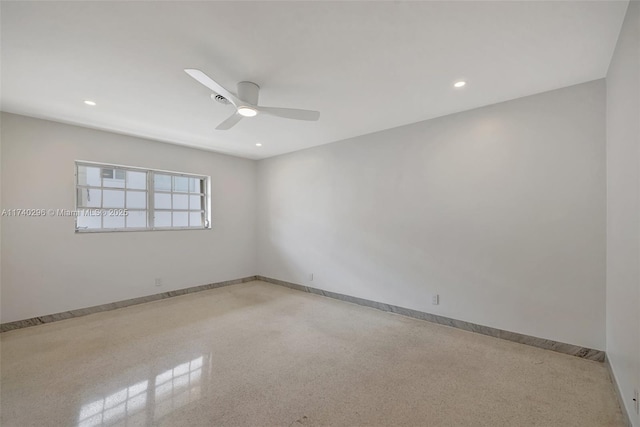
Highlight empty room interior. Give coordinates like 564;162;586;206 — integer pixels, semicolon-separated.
1;1;639;426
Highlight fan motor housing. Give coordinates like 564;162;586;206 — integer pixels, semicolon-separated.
237;81;260;105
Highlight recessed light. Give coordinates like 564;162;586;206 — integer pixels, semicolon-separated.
84;100;96;106
256;143;262;147
238;107;257;117
453;81;466;88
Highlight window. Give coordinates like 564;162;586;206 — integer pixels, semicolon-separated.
75;161;211;232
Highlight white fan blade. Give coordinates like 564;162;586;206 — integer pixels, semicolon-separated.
216;113;243;130
185;69;243;107
257;106;320;121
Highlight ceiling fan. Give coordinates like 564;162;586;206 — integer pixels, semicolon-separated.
185;69;320;130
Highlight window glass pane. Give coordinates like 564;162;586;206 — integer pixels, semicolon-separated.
173;176;189;193
154;174;171;191
77;165;101;187
102;169;126;188
87;189;102;208
189;178;202;193
126;191;146;209
189;212;203;227
103;212;125;229
173;194;188;210
154;193;171;209
77;213;101;230
189;195;202;210
154;211;171;227
126;211;146;228
103;190;125;208
127;171;146;190
78;188;102;208
173;212;188;227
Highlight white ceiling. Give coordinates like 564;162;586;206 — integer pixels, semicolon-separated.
1;1;629;160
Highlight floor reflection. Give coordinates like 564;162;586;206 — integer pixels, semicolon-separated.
77;355;206;426
153;356;203;421
78;380;148;426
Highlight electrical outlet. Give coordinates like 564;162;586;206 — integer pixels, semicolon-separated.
155;278;162;287
634;389;639;415
432;294;439;305
309;273;314;281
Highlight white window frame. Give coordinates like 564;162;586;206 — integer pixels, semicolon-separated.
75;161;212;233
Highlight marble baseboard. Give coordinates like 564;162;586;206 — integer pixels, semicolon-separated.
2;274;607;364
0;276;258;333
605;355;633;427
257;275;606;362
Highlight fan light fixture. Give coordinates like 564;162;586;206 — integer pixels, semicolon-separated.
453;81;466;88
84;100;97;106
237;107;257;117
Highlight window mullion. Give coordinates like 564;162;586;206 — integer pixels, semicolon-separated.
100;176;104;229
170;177;174;228
148;171;155;230
123;169;128;228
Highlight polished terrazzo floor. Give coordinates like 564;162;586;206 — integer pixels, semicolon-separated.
0;280;625;426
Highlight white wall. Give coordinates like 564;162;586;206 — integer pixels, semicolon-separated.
606;0;640;424
257;80;606;351
0;114;3;323
0;113;257;323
